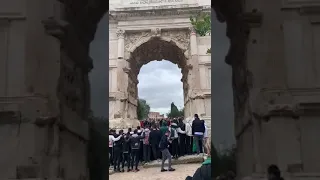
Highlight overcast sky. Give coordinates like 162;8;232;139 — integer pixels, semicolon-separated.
138;61;183;115
89;12;236;147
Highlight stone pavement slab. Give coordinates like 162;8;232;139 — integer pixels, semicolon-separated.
109;163;201;180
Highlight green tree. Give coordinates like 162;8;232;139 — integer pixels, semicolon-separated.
167;102;184;118
190;12;211;54
137;99;150;120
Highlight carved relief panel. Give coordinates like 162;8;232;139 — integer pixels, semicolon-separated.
124;28;190;60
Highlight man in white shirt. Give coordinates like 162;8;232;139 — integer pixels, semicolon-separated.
109;129;123;168
169;123;185;159
185;117;193;155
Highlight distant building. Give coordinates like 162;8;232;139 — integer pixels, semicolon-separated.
148;112;164;119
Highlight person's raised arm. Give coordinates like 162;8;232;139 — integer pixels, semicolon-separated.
112;134;122;142
177;127;186;134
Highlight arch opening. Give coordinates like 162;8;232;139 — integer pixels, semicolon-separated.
137;60;184;117
119;37;190;121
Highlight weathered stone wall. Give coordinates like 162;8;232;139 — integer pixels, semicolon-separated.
213;0;320;179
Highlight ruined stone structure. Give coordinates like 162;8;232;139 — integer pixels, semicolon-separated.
108;0;211;130
148;112;164;119
1;0;320;180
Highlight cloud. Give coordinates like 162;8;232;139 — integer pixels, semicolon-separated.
138;60;183;115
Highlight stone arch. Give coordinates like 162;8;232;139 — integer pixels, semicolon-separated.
119;35;190;121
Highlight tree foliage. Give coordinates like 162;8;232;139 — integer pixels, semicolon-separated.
167;102;184;118
137;98;150;120
190;12;211;54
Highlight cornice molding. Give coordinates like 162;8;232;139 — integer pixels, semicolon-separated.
109;6;211;20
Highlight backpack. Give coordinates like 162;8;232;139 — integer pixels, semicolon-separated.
131;136;140;149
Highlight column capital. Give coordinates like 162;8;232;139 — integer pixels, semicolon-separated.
116;29;125;39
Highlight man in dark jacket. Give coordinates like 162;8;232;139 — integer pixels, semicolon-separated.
178;118;186;156
191;114;205;155
159;130;175;172
127;129;144;172
149;124;161;161
122;132;131;172
113;130;124;172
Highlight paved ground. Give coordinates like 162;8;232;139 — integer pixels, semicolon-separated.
109;163;200;180
143;154;204;168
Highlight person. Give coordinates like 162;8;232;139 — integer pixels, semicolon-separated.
267;165;284;180
192;114;205;155
160;121;169;136
121;131;132;172
169;122;185;159
137;126;144;162
185;136;211;180
203;123;209;154
113;129;124;172
109;129;122;168
159;130;175;172
149;124;161;161
142;126;151;163
178;117;187;156
185;117;193;155
127;129;144;172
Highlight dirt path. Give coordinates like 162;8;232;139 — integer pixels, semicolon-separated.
109;163;201;180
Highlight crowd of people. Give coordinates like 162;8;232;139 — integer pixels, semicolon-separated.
108;114;209;173
108;113;285;180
